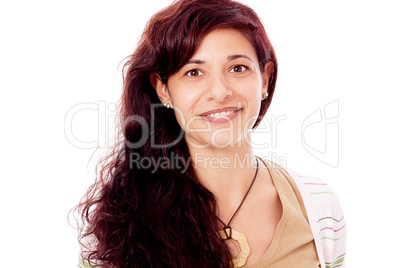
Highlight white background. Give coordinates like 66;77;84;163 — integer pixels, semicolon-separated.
1;0;401;267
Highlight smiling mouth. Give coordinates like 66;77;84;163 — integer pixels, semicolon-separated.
204;108;241;118
199;108;242;123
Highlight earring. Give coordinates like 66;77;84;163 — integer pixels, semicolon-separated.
262;92;268;100
164;103;171;109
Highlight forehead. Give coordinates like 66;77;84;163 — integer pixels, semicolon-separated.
190;28;258;60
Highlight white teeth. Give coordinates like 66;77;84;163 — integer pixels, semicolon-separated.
207;110;236;118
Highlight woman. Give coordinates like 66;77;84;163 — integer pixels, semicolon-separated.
76;0;346;267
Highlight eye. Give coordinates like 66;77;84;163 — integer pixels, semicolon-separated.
185;69;204;77
229;65;249;73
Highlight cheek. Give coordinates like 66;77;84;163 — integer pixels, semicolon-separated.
173;91;199;114
169;89;201;129
170;80;204;107
235;79;261;104
236;81;263;122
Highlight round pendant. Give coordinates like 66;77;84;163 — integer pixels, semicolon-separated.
218;227;251;267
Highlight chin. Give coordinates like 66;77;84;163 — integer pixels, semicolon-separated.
207;133;247;149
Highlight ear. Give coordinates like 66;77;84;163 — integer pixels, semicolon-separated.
150;73;171;104
262;61;274;95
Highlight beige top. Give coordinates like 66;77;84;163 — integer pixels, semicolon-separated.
245;161;320;267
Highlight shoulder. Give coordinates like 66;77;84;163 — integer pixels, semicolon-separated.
286;169;344;216
284;167;347;267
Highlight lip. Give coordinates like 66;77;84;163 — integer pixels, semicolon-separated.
199;108;242;123
199;106;241;116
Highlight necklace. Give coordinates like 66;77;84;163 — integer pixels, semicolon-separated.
217;156;259;267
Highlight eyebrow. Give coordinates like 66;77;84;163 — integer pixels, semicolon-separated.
187;59;206;65
227;54;253;61
185;54;253;65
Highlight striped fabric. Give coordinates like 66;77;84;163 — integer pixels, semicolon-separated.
286;168;347;268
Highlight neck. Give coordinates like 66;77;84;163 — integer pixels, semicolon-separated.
187;136;259;209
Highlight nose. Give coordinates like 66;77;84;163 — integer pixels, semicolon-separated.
205;73;233;102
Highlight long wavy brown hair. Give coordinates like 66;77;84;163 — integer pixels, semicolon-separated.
74;0;278;267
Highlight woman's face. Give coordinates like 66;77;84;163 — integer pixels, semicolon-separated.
155;28;272;149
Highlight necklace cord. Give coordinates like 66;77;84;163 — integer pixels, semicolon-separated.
217;156;260;230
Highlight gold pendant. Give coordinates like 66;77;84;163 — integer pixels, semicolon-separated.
218;227;251;267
